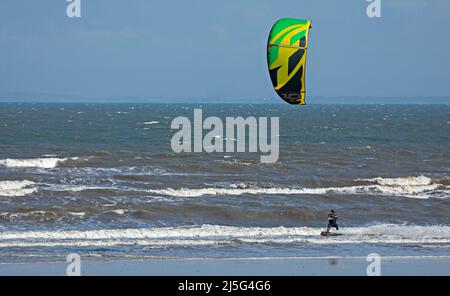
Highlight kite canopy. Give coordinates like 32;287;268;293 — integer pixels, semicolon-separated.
267;18;312;105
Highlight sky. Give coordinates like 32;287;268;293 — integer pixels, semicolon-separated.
1;0;450;102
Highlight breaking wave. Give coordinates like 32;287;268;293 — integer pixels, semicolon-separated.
34;176;448;199
0;157;81;169
357;175;433;186
143;177;446;199
0;224;449;248
0;180;37;197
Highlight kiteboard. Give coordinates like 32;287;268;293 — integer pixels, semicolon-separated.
321;231;343;237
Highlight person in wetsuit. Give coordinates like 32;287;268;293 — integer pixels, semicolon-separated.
327;209;339;233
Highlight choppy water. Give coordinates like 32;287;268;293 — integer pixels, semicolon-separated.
0;103;449;263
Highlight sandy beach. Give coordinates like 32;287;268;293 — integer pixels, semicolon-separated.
1;257;449;276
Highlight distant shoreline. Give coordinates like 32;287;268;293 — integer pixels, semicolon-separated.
0;101;449;105
0;93;449;105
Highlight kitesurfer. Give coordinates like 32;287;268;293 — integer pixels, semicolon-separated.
326;209;339;233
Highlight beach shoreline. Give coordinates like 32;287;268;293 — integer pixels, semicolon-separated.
1;256;449;276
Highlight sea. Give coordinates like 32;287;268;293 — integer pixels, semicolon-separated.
0;103;449;263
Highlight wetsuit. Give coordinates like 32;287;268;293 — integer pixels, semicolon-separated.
327;213;339;232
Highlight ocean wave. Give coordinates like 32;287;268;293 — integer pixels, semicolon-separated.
143;182;444;199
354;175;447;199
0;224;449;248
111;209;126;215
46;185;118;193
357;175;433;186
67;212;86;217
57;166;203;178
0;210;57;221
0;180;37;197
38;177;447;199
0;157;81;169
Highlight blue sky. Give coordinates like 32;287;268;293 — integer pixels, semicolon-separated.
1;0;450;102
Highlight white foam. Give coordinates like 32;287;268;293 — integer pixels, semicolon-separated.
111;209;126;215
39;175;447;199
0;224;449;249
143;182;443;199
353;176;444;199
48;185;117;192
358;176;433;186
0;157;80;169
68;212;86;217
44;182;444;199
142;121;160;125
0;180;37;197
0;225;317;241
0;211;51;220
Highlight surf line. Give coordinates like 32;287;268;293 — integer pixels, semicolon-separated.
170;109;279;163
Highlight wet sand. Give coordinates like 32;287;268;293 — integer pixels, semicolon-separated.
0;257;449;276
